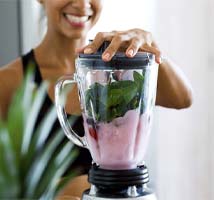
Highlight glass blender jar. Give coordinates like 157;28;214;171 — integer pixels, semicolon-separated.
55;42;159;199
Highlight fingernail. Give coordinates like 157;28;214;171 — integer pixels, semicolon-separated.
127;49;134;57
103;52;111;61
84;47;93;54
157;56;162;64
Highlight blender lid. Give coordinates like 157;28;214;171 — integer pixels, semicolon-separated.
77;41;155;69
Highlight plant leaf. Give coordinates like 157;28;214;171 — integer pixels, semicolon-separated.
21;81;48;155
34;144;78;199
24;128;67;197
0;124;20;198
85;74;144;122
0;68;79;199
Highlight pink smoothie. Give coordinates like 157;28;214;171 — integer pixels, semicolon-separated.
83;110;152;170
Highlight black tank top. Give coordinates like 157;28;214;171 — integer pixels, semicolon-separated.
21;49;92;174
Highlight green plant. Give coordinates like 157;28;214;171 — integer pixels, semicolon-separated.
85;71;145;122
0;67;78;199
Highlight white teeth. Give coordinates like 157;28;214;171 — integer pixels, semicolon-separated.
65;14;89;23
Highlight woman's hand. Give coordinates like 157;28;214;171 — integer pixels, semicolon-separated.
77;29;193;109
80;29;162;64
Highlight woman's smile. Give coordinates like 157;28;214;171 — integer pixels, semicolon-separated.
64;13;92;28
42;0;102;39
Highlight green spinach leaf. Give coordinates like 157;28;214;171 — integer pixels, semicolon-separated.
85;71;145;122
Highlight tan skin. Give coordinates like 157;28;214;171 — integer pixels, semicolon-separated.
0;0;193;199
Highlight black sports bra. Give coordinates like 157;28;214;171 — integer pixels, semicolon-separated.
21;49;92;174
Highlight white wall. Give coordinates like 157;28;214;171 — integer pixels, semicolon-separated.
20;0;43;54
208;0;214;199
154;0;212;199
88;0;156;38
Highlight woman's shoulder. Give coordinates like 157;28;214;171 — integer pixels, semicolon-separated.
0;57;23;80
0;57;24;118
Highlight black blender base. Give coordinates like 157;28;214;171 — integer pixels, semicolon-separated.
82;165;157;200
82;190;157;200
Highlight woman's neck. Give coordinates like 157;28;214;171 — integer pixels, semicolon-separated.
35;30;86;72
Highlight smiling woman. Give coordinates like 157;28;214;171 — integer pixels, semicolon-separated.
40;0;102;39
0;0;193;199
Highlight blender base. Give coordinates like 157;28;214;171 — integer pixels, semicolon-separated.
82;190;157;200
82;165;157;200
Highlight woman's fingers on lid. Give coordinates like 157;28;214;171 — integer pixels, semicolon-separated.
102;35;123;61
126;38;142;57
83;32;113;54
141;44;162;64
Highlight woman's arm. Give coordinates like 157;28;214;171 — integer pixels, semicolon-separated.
155;57;193;109
56;175;90;200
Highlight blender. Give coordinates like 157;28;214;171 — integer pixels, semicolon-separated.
55;42;159;200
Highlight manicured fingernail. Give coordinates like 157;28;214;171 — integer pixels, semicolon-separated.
84;47;93;54
157;56;162;64
103;52;111;61
127;49;134;57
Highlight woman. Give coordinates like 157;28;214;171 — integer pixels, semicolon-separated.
0;0;193;199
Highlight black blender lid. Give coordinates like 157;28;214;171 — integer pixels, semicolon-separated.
77;41;155;70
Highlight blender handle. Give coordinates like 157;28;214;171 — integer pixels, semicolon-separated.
55;75;88;148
